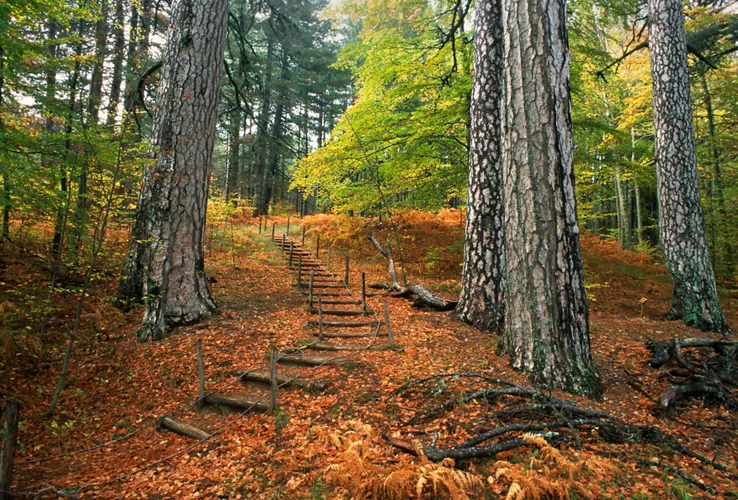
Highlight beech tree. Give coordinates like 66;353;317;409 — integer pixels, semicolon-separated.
455;0;504;332
118;0;228;340
647;0;729;333
499;0;601;396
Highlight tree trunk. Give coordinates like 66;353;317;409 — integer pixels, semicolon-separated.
455;0;504;333
615;170;631;249
225;109;240;203
119;0;228;340
251;29;274;217
106;0;125;125
87;0;108;124
647;0;728;333
122;4;140;113
632;128;644;246
259;47;289;215
701;74;733;278
499;0;601;397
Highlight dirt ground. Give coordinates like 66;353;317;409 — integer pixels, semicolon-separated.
1;211;737;499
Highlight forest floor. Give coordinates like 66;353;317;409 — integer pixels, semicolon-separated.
1;210;737;499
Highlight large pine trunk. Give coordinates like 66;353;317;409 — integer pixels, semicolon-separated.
119;0;228;341
647;0;728;333
455;0;504;333
499;0;600;397
252;32;275;217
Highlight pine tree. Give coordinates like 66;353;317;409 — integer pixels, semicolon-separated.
499;0;601;396
455;0;504;332
647;0;728;332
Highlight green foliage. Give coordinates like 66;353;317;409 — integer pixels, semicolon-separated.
292;0;471;214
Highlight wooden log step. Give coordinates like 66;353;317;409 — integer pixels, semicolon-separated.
158;416;209;440
204;393;270;412
277;354;350;367
313;331;388;338
308;342;369;352
308;320;381;328
310;308;367;316
302;292;347;297
238;371;327;392
304;284;345;289
320;299;363;305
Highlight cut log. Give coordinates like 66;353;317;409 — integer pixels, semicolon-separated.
310;308;367;316
307;320;381;328
277;354;351;367
238;371;327;392
313;331;387;339
158;416;209;440
204;393;270;412
308;342;371;352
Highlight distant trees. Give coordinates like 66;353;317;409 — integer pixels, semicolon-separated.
118;0;228;340
647;0;728;332
497;0;601;396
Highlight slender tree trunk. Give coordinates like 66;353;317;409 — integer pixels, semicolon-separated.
122;5;140;112
106;0;125;125
632;128;644;246
499;0;601;396
251;32;274;216
118;0;228;340
648;0;728;332
87;0;108;124
455;0;504;333
225;109;240;203
0;47;8;240
615;170;631;249
259;48;289;215
54;21;85;256
701;74;733;278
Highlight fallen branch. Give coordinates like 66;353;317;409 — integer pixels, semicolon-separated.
367;233;457;311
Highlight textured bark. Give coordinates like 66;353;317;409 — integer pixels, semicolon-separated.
106;0;125;125
499;0;601;396
122;5;140;112
455;0;504;333
119;0;227;340
647;0;728;333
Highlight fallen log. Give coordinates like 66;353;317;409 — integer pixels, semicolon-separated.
204;393;270;412
658;382;725;409
158;416;209;440
237;371;327;392
647;337;736;368
367;233;457;311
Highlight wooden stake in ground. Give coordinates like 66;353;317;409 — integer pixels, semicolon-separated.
269;344;278;411
318;296;324;341
361;272;367;313
289;241;294;266
0;402;19;500
259;215;262;234
309;270;315;310
327;243;331;269
384;301;395;346
344;254;350;286
316;235;320;259
281;233;286;252
302;226;305;246
197;339;205;408
271;223;275;240
287;215;291;236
